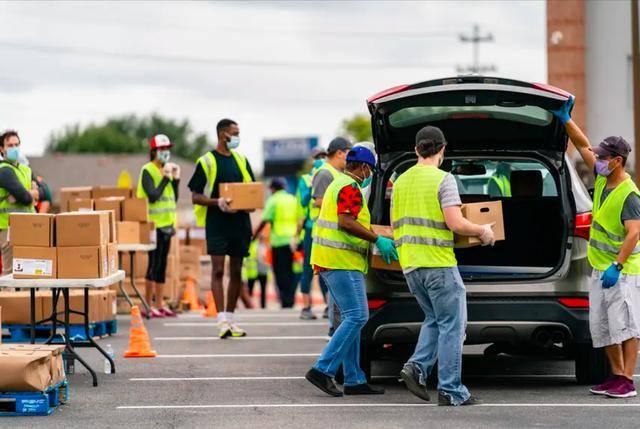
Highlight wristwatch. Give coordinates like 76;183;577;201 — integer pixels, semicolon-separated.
613;262;624;271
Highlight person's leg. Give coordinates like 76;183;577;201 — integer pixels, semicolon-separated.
239;283;254;309
258;274;268;309
300;227;314;309
210;255;226;314
145;247;158;309
605;344;625;376
154;230;172;309
247;278;256;296
622;338;639;379
282;247;295;308
272;246;293;308
338;272;369;387
226;256;244;313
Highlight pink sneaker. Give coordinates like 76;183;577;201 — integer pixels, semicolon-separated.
149;308;165;318
605;377;637;398
590;375;622;395
159;307;177;317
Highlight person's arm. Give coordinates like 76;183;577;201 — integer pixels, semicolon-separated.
335;184;378;242
171;179;180;202
253;196;275;241
566;120;596;171
617;219;640;265
442;206;486;237
189;162;225;207
338;214;378;242
0;167;35;205
311;170;332;208
253;220;269;242
142;170;170;203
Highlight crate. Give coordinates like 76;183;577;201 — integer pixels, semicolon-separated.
0;380;68;416
2;320;117;343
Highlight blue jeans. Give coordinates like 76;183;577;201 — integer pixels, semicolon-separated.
405;267;470;405
300;225;328;297
313;270;369;386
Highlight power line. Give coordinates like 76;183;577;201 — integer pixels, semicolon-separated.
457;24;496;74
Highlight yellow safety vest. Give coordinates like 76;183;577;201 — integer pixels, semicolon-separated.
489;174;511;197
193;150;252;227
270;190;298;241
588;175;640;274
309;163;340;221
311;174;371;273
392;164;456;268
244;240;259;280
136;162;177;228
0;162;35;229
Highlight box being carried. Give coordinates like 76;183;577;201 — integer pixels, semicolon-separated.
369;225;402;271
454;201;505;248
219;182;265;211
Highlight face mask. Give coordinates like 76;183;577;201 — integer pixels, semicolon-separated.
227;135;240;149
595;158;613;176
313;159;325;170
6;147;20;163
157;150;171;164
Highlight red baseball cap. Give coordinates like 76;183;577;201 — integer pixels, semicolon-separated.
149;134;172;150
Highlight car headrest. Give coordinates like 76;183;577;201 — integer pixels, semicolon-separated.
510;170;543;197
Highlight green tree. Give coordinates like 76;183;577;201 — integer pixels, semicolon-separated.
340;113;372;142
46;113;212;161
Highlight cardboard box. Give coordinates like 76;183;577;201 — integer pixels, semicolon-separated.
180;263;201;281
42;290;103;324
107;243;118;275
139;221;156;245
117;222;140;244
95;197;124;222
92;186;132;200
9;214;55;247
94;210;117;244
121;251;148;278
59;186;92;212
180;245;202;264
219;182;265;210
56;212;110;247
122;198;148;222
68;198;94;212
189;238;207;255
106;290;117;320
369;225;402;271
2;344;66;386
0;291;44;324
0;350;52;391
57;246;108;279
455;201;505;248
13;247;57;279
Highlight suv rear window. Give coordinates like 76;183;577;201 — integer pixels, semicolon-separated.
389;105;553;128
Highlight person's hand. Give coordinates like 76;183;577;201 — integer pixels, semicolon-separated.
550;95;574;125
7;195;16;204
374;236;398;265
172;163;181;180
218;197;236;213
478;223;495;246
162;164;173;180
601;264;621;289
29;189;40;202
289;237;299;253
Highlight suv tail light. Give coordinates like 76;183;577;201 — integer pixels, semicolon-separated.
574;212;592;241
558;297;589;309
385;180;393;200
368;299;388;310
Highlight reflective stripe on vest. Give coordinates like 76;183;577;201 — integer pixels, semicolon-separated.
309;163;340;221
0;162;35;229
391;164;456;268
587;175;640;274
136;162;177;228
310;173;371;273
193;151;252;227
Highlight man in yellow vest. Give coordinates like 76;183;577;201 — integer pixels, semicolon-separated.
552;97;640;399
188;119;255;338
488;162;512;197
252;179;298;308
392;126;494;406
305;146;396;397
137;134;179;318
0;130;39;275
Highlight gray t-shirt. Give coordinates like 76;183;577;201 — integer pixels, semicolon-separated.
312;169;335;200
600;189;640;223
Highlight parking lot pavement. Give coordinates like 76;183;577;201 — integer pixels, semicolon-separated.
12;309;640;428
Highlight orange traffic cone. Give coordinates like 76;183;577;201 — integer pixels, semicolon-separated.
124;305;157;358
202;291;218;318
183;277;201;311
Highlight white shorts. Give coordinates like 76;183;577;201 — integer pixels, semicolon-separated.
589;269;640;348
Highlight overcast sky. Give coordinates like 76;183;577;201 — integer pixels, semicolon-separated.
0;0;546;172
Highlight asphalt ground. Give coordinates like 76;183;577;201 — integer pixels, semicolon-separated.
11;308;640;429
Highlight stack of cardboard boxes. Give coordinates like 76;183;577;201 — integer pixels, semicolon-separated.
0;344;66;392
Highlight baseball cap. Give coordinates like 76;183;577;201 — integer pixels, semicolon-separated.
415;126;446;152
592;136;631;159
327;137;352;155
346;146;376;168
270;178;286;190
310;146;327;159
149;134;172;150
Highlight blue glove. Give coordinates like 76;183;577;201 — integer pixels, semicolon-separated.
375;236;398;265
601;263;621;289
550;95;574;125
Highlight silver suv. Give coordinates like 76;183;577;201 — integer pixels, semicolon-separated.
361;76;604;384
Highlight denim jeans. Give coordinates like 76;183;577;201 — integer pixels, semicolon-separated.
313;269;369;386
405;267;470;405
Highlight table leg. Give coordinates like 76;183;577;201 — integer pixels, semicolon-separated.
129;251;151;319
118;252;134;307
29;288;36;344
62;288;98;387
45;289;61;344
81;287;116;374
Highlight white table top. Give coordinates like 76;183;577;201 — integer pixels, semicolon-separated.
0;270;126;289
117;243;156;252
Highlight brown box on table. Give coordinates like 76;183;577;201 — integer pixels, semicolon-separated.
106;290;117;320
179;245;202;265
57;246;109;279
107;243;118;275
68;198;94;212
219;182;265;211
13;247;57;279
94;197;125;222
117;222;140;244
454;201;505;248
122;198;148;222
56;212;109;247
91;186;132;200
0;350;52;391
59;186;92;212
369;225;402;271
9;213;55;247
121;251;148;278
139;221;156;244
0;291;44;324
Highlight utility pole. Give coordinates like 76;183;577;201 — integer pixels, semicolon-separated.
632;0;640;181
457;24;496;74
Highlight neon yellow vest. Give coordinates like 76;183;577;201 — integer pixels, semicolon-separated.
392;164;456;268
270;190;298;241
136;162;177;228
193;151;252;227
309;163;340;221
311;174;371;273
244;240;259;280
489;175;511;197
0;162;35;229
588;175;640;274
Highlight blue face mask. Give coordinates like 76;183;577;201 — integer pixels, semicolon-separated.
313;159;325;170
6;147;20;163
227;136;240;149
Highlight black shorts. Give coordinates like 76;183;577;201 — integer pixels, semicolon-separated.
207;234;250;258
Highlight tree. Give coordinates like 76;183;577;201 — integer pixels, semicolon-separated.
46;113;212;161
340;113;373;143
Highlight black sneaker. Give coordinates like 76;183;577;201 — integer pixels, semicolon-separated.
323;306;329;319
400;363;430;401
305;368;343;397
327;326;335;337
438;391;482;406
344;383;385;395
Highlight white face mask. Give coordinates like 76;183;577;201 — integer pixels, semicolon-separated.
157;150;171;163
227;135;240;149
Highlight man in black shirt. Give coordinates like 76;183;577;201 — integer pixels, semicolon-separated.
188;119;255;338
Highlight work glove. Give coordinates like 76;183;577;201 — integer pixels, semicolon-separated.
375;236;398;265
218;197;236;213
550;95;574;125
601;263;621;289
478;224;496;247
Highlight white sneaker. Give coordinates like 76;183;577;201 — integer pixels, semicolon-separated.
218;321;232;339
229;322;247;338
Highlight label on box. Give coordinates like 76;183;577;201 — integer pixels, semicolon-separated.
13;258;53;276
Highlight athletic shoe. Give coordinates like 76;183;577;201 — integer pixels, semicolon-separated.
400;363;430;401
159;307;177;317
323;306;329;319
300;308;317;320
605;377;637;398
149;308;165;318
218;321;232;339
229;323;247;338
344;383;385;395
305;368;343;397
590;375;622;395
438;392;482;406
328;327;335;337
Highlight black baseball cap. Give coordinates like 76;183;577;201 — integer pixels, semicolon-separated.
327;137;352;155
593;136;631;159
415;126;447;152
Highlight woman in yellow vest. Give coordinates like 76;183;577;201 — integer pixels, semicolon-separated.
305;146;396;397
553;97;640;399
137;134;179;318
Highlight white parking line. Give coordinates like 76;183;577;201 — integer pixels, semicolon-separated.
154;336;328;341
179;313;317;319
118;403;640;410
157;353;321;358
129;376;398;381
164;322;327;327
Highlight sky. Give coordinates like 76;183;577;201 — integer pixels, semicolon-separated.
0;0;547;172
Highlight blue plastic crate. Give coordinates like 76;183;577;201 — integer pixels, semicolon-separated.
0;380;68;417
2;320;117;343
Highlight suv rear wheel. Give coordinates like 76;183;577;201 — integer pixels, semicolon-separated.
574;344;610;385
